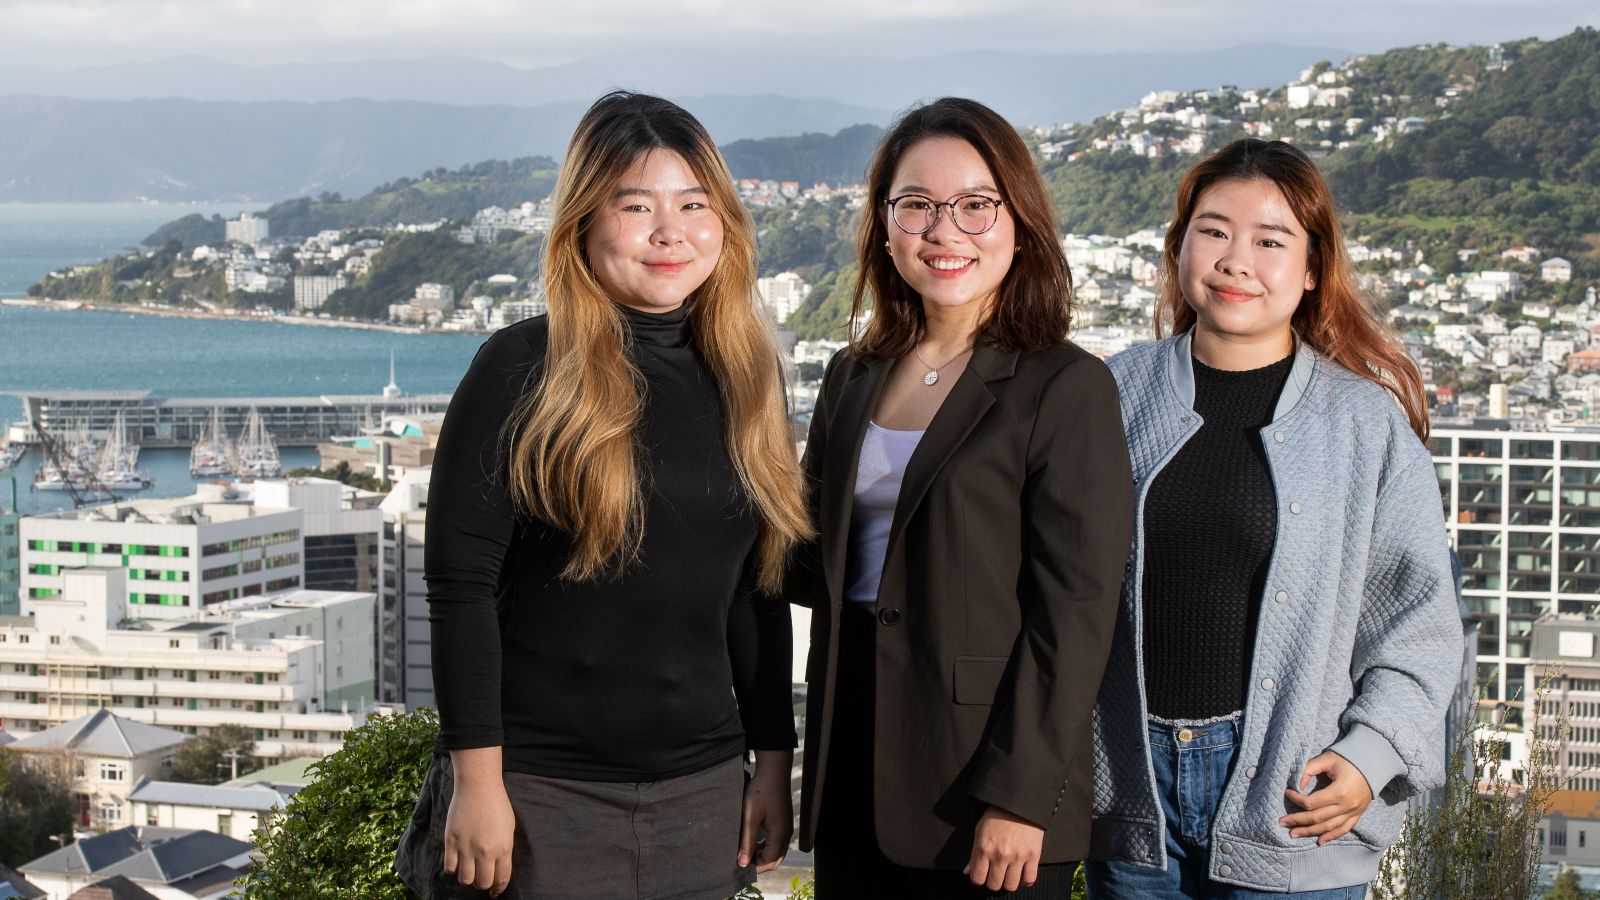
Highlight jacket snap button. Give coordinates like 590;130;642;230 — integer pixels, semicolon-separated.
878;607;901;626
1275;590;1289;604
1180;415;1191;424
1289;501;1302;514
1261;677;1275;690
1273;430;1286;443
1246;766;1258;778
1177;727;1194;743
1220;842;1234;855
1219;864;1233;877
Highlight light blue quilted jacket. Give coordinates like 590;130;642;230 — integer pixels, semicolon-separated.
1090;332;1465;892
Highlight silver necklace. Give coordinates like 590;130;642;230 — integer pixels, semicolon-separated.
912;342;973;386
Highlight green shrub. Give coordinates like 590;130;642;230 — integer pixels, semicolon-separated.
238;707;437;899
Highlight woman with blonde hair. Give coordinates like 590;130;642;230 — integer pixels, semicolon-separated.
396;90;811;899
1087;138;1463;898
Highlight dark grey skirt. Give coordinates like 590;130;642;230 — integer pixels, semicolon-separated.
395;753;755;900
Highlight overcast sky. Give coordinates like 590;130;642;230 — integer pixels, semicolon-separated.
0;0;1593;69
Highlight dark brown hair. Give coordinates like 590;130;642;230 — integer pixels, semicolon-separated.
851;97;1073;356
1156;138;1430;440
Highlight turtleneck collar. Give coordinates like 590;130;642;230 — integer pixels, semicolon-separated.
615;301;692;349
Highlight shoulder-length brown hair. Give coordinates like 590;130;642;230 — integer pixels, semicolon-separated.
1156;138;1430;441
505;91;811;588
852;97;1073;356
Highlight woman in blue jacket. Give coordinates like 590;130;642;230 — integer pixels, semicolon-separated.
1087;138;1464;898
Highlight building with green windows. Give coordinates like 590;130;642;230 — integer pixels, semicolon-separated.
19;493;305;620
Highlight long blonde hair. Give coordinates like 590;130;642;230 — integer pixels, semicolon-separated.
506;91;811;588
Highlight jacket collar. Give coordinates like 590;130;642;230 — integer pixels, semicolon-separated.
1167;329;1317;423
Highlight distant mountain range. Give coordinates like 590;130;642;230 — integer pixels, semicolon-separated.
0;44;1346;202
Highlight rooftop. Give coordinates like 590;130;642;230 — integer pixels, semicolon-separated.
29;496;293;524
20;827;251;886
7;710;187;759
128;777;292;813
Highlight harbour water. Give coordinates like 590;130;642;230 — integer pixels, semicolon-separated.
0;305;486;515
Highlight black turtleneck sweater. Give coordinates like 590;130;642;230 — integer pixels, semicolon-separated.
426;304;796;781
1141;353;1294;720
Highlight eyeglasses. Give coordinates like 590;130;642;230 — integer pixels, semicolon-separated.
885;193;1007;235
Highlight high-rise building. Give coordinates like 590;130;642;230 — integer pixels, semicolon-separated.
380;467;431;709
224;212;270;246
1529;616;1600;791
757;272;811;325
293;274;348;311
251;479;394;701
20;494;304;617
1432;425;1600;720
0;568;377;761
0;476;19;616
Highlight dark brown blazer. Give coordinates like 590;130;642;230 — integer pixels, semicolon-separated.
788;338;1135;870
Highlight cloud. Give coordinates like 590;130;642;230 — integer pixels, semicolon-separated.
0;0;1593;68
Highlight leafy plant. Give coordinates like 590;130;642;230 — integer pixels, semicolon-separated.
1373;677;1566;900
238;707;438;899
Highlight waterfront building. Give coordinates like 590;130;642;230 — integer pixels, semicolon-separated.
379;467;431;709
412;283;455;313
224;213;270;246
493;299;547;329
3;709;187;832
292;274;348;311
0;568;378;761
6;389;452;449
317;415;439;486
19;491;305;618
1431;424;1600;717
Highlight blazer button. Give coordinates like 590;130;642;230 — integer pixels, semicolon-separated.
878;607;902;626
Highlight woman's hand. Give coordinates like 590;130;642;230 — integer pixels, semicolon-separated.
964;805;1045;892
1281;751;1374;844
739;749;794;873
444;748;516;897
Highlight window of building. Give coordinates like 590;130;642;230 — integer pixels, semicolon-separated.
48;636;60;645
99;802;123;825
99;762;126;782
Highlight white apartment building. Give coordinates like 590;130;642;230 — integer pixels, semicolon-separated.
224;213;270;246
252;479;393;700
1433;425;1600;720
412;283;455;312
20;495;304;618
756;272;811;325
0;568;377;761
380;467;431;709
292;274;347;311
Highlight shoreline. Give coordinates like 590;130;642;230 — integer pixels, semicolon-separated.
0;297;491;335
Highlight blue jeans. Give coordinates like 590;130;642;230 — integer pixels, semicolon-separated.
1086;718;1368;900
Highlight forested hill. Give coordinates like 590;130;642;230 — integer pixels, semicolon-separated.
143;121;884;244
1325;28;1600;264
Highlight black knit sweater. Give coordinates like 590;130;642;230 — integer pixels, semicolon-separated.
1141;353;1294;720
425;303;796;781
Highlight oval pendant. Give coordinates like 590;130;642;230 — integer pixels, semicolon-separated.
923;370;939;386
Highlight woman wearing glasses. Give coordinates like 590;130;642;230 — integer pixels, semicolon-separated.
788;97;1135;898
